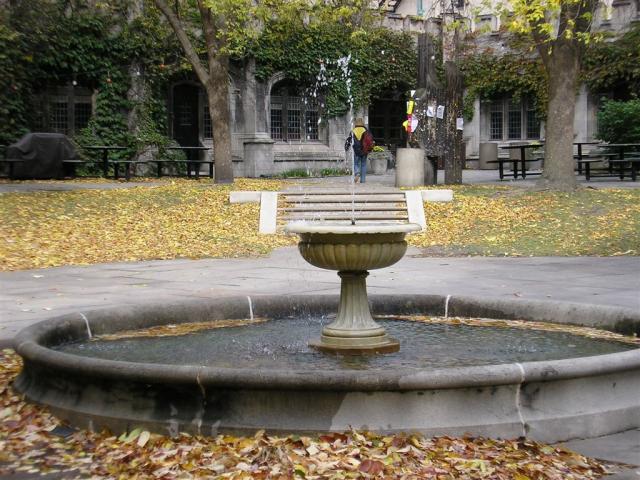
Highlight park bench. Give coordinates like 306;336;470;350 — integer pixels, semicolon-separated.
230;187;453;234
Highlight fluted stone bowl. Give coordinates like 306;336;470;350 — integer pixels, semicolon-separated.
285;222;422;353
285;223;422;272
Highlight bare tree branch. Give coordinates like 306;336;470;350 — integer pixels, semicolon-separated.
153;0;209;86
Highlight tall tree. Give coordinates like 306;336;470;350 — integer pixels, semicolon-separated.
442;5;464;185
504;0;600;190
154;0;252;183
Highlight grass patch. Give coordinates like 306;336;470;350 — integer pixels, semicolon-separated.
414;187;640;256
0;183;638;270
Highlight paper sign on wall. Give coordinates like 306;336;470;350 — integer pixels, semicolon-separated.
436;105;445;119
426;105;435;118
456;117;464;130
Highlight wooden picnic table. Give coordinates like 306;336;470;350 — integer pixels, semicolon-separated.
574;141;603;175
155;146;212;179
82;145;128;177
576;143;640;181
494;143;544;180
600;143;640;159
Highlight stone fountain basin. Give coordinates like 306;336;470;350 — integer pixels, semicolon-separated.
285;222;422;271
13;294;640;442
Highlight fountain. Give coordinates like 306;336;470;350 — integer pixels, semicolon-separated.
286;222;421;353
10;201;640;441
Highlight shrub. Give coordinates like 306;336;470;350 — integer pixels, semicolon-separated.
597;98;640;143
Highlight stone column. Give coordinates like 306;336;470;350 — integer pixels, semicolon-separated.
243;138;275;178
396;148;425;187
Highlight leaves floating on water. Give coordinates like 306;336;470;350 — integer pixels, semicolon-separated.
381;315;640;345
94;318;268;341
0;349;620;478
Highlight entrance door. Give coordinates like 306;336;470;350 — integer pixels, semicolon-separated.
368;97;406;149
173;84;200;160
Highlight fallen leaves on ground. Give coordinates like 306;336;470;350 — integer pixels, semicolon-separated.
414;186;640;257
0;178;294;271
1;182;639;271
0;349;615;479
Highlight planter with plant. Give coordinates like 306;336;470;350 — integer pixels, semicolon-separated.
368;146;391;174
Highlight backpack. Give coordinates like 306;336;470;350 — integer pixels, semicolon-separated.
362;130;375;154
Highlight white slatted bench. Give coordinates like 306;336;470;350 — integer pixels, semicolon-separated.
230;187;453;234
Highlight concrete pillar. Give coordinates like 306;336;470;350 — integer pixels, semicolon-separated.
479;142;498;169
395;148;425;187
244;138;275;178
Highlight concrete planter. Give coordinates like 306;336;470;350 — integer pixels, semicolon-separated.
395;148;424;187
367;152;390;175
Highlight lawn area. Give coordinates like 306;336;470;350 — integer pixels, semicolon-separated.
0;181;639;271
417;185;640;257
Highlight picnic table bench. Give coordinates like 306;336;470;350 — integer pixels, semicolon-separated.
110;160;147;181
0;158;24;179
577;149;640;181
61;159;105;178
150;159;214;179
487;158;542;180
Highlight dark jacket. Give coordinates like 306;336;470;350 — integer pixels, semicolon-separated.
344;126;369;156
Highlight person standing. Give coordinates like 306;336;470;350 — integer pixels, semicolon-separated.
344;118;374;183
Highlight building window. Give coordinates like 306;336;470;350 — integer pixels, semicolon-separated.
489;102;503;140
50;100;69;133
203;104;212;139
507;98;522;139
38;86;93;135
74;102;92;131
487;96;540;141
270;81;319;142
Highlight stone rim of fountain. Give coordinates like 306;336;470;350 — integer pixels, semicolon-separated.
12;294;640;442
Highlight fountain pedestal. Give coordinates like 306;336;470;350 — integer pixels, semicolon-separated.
285;223;421;354
311;271;400;353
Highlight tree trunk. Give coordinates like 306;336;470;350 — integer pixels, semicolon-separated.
206;55;234;184
443;61;463;184
538;40;580;191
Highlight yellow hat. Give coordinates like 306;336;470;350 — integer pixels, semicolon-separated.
354;118;365;127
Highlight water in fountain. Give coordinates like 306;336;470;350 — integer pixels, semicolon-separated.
58;316;636;370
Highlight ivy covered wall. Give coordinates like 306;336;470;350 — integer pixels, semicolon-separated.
0;1;417;151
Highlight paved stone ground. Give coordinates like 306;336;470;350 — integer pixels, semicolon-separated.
2;167;640;193
0;170;638;477
2;250;639;345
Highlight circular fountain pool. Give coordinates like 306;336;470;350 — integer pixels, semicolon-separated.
13;294;640;442
57;317;635;370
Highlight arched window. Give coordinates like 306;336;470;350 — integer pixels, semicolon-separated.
270;81;319;142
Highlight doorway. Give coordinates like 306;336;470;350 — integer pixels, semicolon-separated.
368;93;406;150
172;84;200;160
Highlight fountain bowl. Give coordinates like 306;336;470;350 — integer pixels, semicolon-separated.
285;222;421;271
12;294;640;442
